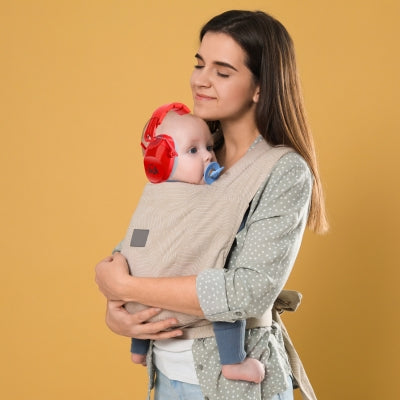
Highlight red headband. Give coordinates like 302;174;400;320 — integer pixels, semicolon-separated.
143;102;191;143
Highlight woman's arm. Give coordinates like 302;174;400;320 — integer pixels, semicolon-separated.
95;253;204;316
95;153;310;323
196;153;313;322
104;300;184;339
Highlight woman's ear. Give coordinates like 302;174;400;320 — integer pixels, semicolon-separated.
253;86;260;103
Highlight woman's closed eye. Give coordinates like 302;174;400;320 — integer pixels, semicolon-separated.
216;71;230;78
194;64;229;78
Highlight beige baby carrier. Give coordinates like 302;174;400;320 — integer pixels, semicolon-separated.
121;137;317;400
121;138;290;327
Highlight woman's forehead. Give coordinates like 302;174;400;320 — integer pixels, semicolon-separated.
197;32;247;69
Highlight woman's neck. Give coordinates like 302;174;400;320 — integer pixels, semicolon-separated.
217;119;260;170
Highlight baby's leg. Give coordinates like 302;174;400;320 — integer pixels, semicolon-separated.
130;338;150;366
213;320;265;383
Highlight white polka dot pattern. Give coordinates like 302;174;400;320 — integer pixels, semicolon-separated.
194;152;312;400
146;151;312;400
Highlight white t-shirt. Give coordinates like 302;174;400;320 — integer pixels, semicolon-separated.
153;338;199;385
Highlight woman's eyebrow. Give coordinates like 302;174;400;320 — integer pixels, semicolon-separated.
194;53;238;72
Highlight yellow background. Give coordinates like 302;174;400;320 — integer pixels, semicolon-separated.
1;0;399;399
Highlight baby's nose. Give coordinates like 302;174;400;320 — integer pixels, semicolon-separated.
204;150;212;162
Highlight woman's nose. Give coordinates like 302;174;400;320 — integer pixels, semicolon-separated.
191;68;211;88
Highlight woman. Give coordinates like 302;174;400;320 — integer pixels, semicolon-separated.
96;10;328;400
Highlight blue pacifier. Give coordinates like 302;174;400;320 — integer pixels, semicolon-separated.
204;162;224;185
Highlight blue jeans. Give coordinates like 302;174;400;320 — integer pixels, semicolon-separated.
275;374;294;400
154;369;204;400
154;368;294;400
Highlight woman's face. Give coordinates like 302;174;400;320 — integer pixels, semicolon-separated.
190;32;259;124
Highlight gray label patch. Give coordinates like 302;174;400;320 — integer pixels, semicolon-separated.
130;229;149;247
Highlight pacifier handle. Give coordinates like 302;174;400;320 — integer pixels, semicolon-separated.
204;162;224;185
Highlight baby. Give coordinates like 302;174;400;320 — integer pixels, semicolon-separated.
123;103;265;383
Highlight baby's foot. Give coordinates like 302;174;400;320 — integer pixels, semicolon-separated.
221;357;265;383
131;353;147;366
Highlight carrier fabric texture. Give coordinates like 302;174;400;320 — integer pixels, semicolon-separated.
121;138;291;329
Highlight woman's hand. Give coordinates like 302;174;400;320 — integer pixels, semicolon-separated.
95;253;203;316
95;252;133;301
105;300;183;339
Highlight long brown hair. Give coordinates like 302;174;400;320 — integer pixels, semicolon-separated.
200;10;328;233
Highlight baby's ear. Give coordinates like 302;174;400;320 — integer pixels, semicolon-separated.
140;119;151;154
140;141;147;156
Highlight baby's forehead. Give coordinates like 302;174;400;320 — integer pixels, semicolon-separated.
161;111;206;129
157;112;211;138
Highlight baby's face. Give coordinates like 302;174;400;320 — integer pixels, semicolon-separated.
157;112;216;184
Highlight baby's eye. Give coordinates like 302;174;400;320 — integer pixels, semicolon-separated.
189;147;198;154
206;145;214;152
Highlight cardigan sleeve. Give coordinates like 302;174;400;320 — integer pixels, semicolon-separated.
196;153;312;322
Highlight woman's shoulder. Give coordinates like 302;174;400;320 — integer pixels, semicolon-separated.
272;150;311;177
252;150;313;209
264;150;312;188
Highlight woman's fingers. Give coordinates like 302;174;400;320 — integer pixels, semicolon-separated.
105;301;183;339
95;254;130;300
147;327;183;340
131;306;163;323
131;308;183;339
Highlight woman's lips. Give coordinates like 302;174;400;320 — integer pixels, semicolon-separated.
194;93;215;101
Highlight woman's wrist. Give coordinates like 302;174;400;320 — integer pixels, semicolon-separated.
120;275;137;303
